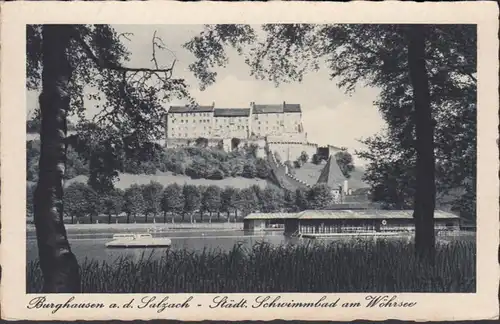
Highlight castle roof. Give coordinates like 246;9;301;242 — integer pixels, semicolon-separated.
214;108;250;117
316;155;347;188
169;105;214;113
252;102;302;114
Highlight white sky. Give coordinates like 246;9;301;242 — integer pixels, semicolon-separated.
26;25;386;165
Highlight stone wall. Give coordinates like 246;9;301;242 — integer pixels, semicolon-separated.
268;141;318;163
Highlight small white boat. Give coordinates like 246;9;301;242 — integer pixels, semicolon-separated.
105;233;172;248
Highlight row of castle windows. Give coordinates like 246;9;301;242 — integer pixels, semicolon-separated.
177;113;211;117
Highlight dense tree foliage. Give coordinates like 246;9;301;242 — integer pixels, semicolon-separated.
335;149;354;178
141;181;163;223
161;183;184;223
101;188;124;224
63;182;100;224
123;184;146;224
201;185;222;222
182;184;202;223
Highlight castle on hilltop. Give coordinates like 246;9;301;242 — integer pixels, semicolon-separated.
164;101;342;164
164;102;366;200
165;101;306;141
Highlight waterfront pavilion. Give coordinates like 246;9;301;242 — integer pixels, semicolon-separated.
243;212;298;231
283;209;461;236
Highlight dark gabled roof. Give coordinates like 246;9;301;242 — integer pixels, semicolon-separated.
283;104;301;113
252;104;283;114
169;105;214;113
316;155;347;188
252;103;302;114
214;108;250;117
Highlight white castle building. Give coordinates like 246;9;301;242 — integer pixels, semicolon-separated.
164;102;342;166
165;102;305;141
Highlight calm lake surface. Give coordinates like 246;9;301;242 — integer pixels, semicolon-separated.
26;228;476;264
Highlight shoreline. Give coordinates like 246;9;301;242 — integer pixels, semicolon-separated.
26;222;244;232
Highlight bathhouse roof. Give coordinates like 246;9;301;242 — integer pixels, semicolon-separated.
316;155;347;188
244;212;299;220
169;105;214;113
296;210;460;220
213;108;250;117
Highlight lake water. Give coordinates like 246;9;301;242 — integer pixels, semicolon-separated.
26;229;476;264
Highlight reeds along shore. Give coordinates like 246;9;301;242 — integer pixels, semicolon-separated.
26;240;476;293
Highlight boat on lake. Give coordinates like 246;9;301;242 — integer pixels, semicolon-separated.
105;233;172;248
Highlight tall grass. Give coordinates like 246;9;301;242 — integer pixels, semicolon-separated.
26;240;475;293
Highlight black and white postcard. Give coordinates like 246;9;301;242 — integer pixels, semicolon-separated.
1;1;499;321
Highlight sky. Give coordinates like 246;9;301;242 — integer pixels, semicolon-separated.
26;25;386;165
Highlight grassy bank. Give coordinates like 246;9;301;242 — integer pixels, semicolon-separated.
26;240;475;293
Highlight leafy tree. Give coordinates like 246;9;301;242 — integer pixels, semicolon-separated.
255;158;271;179
123;184;146;224
283;189;297;212
161;183;184;223
242;161;257;178
358;134;416;209
101;188;124;224
142;181;164;223
307;183;333;210
28;24;189;291
63;183;86;224
202;185;222;222
311;153;322;165
234;187;258;218
63;182;100;224
295;187;309;211
299;151;309;164
260;186;284;213
183;184;201;223
334;149;354;179
65;145;89;180
220;186;238;221
186;23;476;259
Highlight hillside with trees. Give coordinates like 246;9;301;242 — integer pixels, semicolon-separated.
26;135;274;185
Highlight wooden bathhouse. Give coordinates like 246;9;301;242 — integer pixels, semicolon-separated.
283;209;460;236
243;209;461;236
243;213;297;231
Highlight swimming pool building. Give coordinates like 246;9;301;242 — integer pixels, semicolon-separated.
243;209;461;236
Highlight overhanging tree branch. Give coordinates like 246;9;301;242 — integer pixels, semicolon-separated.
71;28;177;77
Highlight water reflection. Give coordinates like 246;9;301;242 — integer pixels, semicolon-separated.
26;229;475;264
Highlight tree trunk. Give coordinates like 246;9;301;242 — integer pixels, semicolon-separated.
126;213;130;224
108;212;111;224
163;211;167;223
407;25;436;261
34;25;81;293
145;213;148;224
